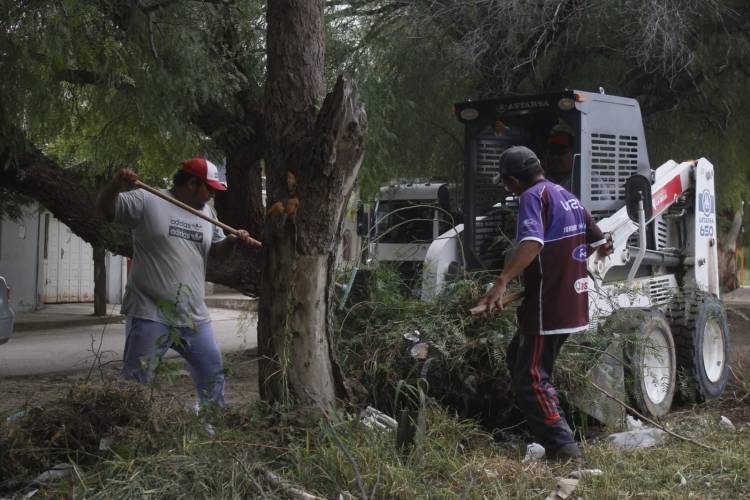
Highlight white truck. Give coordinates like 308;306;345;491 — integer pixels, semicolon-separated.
365;181;457;291
419;89;730;420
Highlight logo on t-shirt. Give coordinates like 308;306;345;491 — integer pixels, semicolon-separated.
168;218;204;242
573;277;589;294
560;198;583;211
572;244;588;262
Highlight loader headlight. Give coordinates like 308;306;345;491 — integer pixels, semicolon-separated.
558;97;576;111
459;107;479;120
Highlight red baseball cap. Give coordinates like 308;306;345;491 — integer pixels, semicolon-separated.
180;158;228;191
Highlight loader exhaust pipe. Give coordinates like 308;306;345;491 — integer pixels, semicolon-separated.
626;194;648;285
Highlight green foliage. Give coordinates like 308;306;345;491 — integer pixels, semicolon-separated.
326;4;477;200
1;0;265;180
332;0;750;224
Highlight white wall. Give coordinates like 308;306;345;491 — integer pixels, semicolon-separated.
0;208;44;311
1;207;127;311
106;252;127;304
43;214;95;303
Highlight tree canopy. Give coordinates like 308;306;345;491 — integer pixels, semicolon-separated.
334;0;750;218
2;0;749;278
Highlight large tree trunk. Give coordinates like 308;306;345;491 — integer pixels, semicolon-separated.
718;208;743;291
258;0;367;407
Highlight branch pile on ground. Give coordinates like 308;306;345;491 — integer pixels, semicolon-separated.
0;382;164;481
336;272;612;430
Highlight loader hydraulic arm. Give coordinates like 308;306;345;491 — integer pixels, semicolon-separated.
588;160;695;280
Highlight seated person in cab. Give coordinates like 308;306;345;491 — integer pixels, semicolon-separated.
544;125;575;191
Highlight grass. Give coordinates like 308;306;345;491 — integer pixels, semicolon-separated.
1;271;749;498
2;392;749;499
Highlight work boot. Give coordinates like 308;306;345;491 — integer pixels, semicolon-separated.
550;442;582;463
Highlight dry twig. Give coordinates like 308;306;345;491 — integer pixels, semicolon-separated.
590;381;720;452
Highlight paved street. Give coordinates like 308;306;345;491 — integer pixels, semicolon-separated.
0;308;257;377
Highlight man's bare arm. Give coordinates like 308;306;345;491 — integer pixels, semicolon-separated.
209;230;256;260
96;169;138;220
475;240;542;314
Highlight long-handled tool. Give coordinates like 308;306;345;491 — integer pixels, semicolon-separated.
134;180;262;247
469;290;524;315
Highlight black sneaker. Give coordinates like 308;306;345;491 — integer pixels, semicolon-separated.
551;442;582;462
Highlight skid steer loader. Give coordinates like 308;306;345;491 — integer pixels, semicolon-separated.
421;89;731;421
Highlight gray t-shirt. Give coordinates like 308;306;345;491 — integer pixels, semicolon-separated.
115;188;225;326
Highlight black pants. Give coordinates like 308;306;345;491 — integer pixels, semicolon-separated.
506;332;574;453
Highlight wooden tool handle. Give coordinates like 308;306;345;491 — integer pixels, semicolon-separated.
469;290;524;316
134;180;262;247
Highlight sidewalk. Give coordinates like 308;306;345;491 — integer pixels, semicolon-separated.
13;294;257;333
723;286;750;307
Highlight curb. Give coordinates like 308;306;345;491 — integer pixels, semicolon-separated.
14;315;126;333
205;297;258;312
12;297;255;333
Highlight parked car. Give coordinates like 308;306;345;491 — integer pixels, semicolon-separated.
0;276;14;345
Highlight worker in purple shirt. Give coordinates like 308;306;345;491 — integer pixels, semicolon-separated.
475;145;609;461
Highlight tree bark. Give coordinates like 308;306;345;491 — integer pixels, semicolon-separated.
93;245;107;316
258;0;367;407
214;144;264;239
718;209;743;291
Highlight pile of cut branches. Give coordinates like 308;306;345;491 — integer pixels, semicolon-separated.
0;382;176;482
336;270;613;430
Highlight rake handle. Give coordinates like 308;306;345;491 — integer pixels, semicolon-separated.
469;290;525;316
134;180;262;247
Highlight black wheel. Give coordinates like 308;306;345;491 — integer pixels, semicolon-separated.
620;309;677;419
671;294;730;401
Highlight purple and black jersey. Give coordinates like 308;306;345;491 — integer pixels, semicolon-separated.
515;180;605;335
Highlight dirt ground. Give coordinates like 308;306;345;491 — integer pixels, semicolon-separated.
0;349;260;414
1;302;749;419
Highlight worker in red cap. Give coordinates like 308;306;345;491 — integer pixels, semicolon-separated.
544;126;575;190
96;159;255;409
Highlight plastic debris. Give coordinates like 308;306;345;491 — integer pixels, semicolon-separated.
360;406;398;430
608;427;667;449
99;436;114;451
410;342;429;360
719;416;736;431
522;442;546;463
544;477;579;500
626;415;644;430
32;463;73;485
676;471;688;486
570;469;604;479
403;330;420;342
6;409;28;422
483;468;499;479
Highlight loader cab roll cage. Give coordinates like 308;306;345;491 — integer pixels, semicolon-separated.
455;90;652;269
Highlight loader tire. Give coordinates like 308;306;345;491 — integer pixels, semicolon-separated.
669;293;729;402
621;309;677;419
